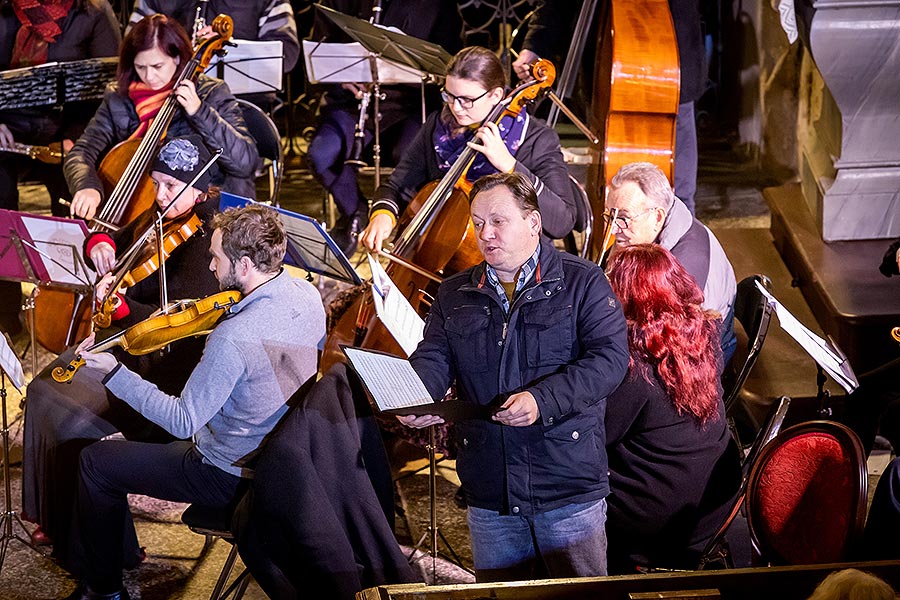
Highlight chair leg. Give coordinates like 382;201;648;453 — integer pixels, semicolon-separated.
208;542;240;600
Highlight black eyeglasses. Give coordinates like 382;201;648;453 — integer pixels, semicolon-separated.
440;87;490;110
604;208;655;231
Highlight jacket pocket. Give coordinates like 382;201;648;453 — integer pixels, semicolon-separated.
455;422;490;490
541;414;602;481
521;303;574;368
444;304;492;373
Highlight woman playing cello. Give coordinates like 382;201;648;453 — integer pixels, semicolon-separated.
64;13;258;220
359;46;576;252
22;136;224;569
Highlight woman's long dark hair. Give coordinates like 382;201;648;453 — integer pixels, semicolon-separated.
607;244;722;426
117;14;192;94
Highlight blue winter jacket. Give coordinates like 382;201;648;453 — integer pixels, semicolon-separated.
411;240;629;516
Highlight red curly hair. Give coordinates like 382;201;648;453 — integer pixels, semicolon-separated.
607;244;722;426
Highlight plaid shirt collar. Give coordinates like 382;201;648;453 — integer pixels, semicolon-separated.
484;244;542;313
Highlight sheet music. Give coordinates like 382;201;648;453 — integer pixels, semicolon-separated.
303;40;425;84
368;254;425;356
756;281;858;392
204;39;283;94
19;215;94;286
343;346;433;410
0;333;24;391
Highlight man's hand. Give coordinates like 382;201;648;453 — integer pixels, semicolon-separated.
341;82;369;98
0;124;15;150
397;413;444;429
75;332;118;375
71;188;102;220
512;49;540;81
492;391;540;426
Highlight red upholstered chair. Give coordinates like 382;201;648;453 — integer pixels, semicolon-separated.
744;420;867;565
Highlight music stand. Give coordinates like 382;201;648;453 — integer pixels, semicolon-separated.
754;281;858;414
311;6;451;190
219;192;362;285
0;210;94;376
0;331;45;572
0;57;117;111
204;39;284;95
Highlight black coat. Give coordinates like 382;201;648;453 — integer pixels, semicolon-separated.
605;358;740;572
411;240;629;515
232;363;414;600
0;0;121;143
65;75;259;200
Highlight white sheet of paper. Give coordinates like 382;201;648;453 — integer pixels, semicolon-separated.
0;333;24;391
343;346;433;410
19;215;94;286
303;40;425;84
204;39;283;94
368;254;425;356
755;281;857;392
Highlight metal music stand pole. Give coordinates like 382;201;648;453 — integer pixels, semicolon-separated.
0;370;44;572
407;425;470;580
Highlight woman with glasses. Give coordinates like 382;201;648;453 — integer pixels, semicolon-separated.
604;243;740;573
359;46;575;252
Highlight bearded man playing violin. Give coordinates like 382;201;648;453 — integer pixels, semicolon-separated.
21;135;225;564
54;204;325;600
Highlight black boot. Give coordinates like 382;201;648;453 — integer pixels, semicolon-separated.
63;583;130;600
329;209;368;258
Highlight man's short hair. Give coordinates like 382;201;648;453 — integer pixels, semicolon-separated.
470;172;540;214
211;204;286;274
609;162;676;210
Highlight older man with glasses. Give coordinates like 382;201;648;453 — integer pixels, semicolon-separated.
605;162;737;362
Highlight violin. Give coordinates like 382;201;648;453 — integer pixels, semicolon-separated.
52;290;241;383
92;212;204;329
321;61;556;371
30;15;234;355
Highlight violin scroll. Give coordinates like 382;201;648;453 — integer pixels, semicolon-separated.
51;356;86;384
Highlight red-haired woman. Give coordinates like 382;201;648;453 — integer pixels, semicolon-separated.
605;244;741;573
65;13;258;220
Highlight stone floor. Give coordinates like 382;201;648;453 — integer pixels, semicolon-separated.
0;136;888;598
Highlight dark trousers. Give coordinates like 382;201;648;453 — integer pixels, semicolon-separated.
674;101;698;214
72;440;240;592
864;457;900;560
307;108;420;218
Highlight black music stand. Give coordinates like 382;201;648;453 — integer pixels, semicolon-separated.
0;57;117;111
204;39;284;96
312;6;451;190
219;192;361;285
0;331;45;572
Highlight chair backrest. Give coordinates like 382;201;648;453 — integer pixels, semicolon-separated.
236;98;284;204
563;174;594;259
745;420;867;565
697;395;791;569
723;274;774;411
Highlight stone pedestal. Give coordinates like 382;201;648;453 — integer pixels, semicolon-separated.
798;0;900;241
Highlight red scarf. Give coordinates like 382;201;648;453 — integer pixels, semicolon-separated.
10;0;74;68
128;81;174;140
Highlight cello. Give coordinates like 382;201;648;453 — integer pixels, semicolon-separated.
587;0;680;261
30;16;234;354
322;61;556;371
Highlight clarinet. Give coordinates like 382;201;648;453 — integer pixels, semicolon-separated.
344;0;385;167
192;0;210;45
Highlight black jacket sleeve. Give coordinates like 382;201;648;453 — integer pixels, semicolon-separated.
880;237;900;277
189;77;259;179
64;87;126;197
513;121;576;239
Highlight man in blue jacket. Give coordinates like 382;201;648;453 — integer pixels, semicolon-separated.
400;172;629;582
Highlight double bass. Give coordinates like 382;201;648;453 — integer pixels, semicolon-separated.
30;16;234;354
322;61;556;371
587;0;680;260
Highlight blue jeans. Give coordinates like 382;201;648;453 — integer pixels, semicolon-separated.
466;499;608;582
